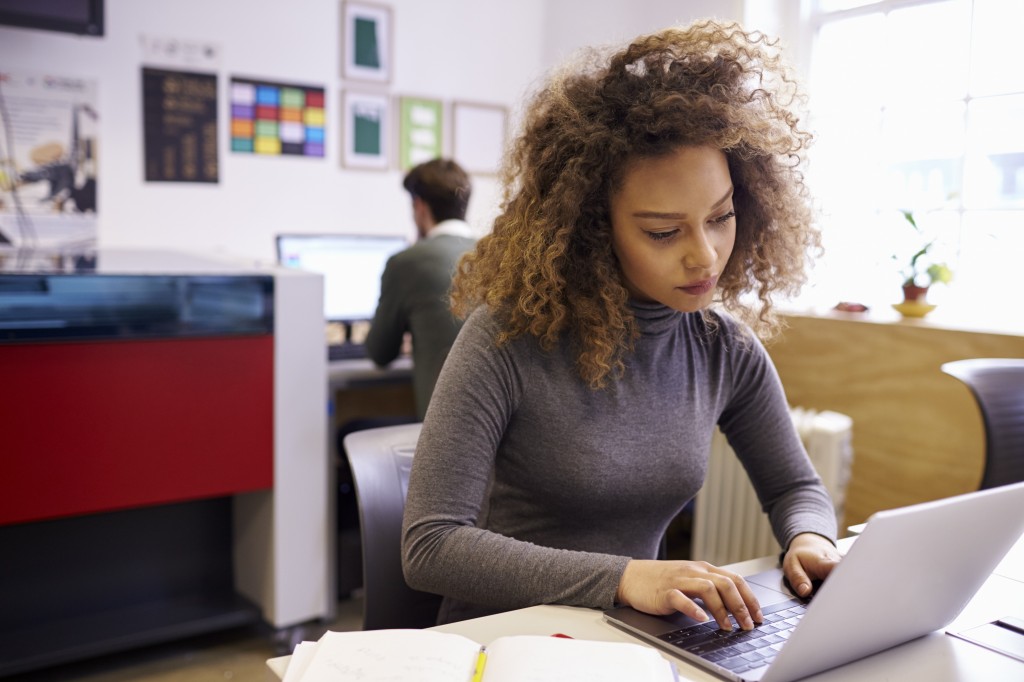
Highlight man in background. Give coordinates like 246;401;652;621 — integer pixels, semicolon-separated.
365;158;475;420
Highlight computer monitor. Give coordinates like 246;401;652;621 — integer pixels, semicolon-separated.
275;233;408;323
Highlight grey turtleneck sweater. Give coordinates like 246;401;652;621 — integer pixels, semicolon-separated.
402;302;837;624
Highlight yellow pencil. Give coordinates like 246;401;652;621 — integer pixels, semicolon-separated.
470;649;488;682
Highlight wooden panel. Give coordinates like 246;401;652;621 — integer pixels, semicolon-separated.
333;384;417;427
766;313;1024;527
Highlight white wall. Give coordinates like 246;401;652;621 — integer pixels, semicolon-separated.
1;0;788;266
542;0;744;67
0;0;546;264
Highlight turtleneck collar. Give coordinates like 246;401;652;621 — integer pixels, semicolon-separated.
629;299;684;335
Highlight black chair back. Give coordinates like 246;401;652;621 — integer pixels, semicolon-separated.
344;423;442;630
942;358;1024;489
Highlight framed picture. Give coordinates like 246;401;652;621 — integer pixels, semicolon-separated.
397;95;443;170
342;89;390;170
341;1;392;83
229;76;326;158
452;101;507;176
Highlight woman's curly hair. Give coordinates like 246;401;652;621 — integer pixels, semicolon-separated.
450;19;820;388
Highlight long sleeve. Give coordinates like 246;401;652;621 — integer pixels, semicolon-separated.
364;254;406;367
401;311;631;618
716;330;838;549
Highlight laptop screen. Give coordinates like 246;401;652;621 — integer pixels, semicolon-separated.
275;233;408;323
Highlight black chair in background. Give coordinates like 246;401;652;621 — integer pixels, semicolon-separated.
941;358;1024;490
343;423;442;630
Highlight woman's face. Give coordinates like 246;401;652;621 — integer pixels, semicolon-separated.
609;145;736;313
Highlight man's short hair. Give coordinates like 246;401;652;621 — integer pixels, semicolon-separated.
403;158;472;222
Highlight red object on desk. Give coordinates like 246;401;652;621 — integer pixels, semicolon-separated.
551;633;574;638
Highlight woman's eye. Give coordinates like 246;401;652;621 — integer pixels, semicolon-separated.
646;229;678;242
712;211;736;224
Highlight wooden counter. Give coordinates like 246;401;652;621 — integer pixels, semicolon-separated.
767;310;1024;526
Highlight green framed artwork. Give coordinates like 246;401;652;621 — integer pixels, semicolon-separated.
398;96;443;170
342;89;389;170
342;1;392;84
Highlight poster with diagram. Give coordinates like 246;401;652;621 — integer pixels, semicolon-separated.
0;71;99;251
141;67;219;183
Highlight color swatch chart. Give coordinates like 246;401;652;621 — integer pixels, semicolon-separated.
230;78;325;157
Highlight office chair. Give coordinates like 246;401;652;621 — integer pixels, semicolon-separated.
941;358;1024;490
343;422;442;630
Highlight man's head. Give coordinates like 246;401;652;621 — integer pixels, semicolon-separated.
403;158;472;236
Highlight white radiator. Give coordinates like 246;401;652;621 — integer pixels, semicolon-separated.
691;408;853;566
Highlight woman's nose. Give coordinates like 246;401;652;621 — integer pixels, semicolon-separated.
683;229;716;270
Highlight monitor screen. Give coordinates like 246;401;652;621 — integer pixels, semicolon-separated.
0;0;104;36
275;233;408;323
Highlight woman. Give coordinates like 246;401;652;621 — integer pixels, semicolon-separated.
402;19;840;630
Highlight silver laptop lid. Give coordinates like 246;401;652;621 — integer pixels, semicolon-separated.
762;482;1024;682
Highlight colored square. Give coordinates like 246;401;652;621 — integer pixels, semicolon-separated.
281;88;305;108
256;104;278;120
256;86;279;106
280;107;302;123
254;137;281;154
305;142;324;157
280;121;305;143
231;82;256;105
232;138;254;152
232;103;254;119
255;120;278;137
306;91;324;107
304;107;325;127
306;127;324;144
231;119;254;138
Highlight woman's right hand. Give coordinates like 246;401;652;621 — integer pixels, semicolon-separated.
616;559;763;631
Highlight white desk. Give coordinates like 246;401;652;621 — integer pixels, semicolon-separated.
329;356;412;390
267;533;1024;681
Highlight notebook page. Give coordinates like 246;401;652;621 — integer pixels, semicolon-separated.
282;641;317;682
298;629;480;682
482;635;676;682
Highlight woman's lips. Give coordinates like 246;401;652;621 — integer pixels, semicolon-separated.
680;277;716;295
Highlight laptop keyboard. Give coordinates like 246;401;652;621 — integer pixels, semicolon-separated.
327;342;368;361
657;598;807;675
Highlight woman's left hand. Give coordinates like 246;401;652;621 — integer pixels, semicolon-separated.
781;532;841;598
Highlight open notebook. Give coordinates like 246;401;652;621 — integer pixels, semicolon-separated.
283;629;678;682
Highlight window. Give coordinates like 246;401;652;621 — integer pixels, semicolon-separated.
795;0;1023;329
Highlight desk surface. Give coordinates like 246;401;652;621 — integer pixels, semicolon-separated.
268;534;1024;681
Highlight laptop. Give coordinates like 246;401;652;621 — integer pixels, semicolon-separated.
275;233;408;361
604;481;1024;682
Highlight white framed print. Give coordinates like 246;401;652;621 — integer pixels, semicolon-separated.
452;101;507;176
342;89;390;170
341;1;392;84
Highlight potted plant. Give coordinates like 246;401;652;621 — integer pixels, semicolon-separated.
894;209;953;305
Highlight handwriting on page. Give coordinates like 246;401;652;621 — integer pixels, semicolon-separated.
300;630;481;682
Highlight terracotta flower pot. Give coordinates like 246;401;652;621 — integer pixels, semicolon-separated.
902;284;929;303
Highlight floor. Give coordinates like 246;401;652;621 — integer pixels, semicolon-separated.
12;596;364;682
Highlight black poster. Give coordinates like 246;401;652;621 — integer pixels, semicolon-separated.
142;67;219;183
